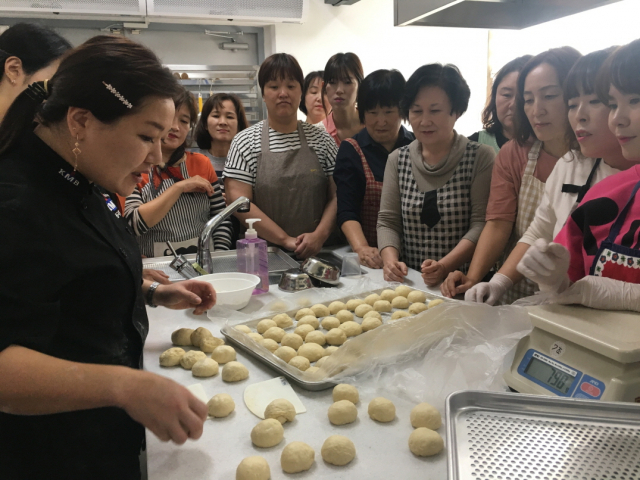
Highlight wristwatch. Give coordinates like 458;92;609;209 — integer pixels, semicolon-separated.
146;281;161;308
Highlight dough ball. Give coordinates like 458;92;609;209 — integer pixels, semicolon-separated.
395;285;412;297
391;296;410;309
408;302;428;315
325;346;339;355
333;384;359;404
294;324;315;340
295;308;316;321
321;316;340;330
304;330;326;346
326;328;347;345
328;301;346;314
190;327;213;348
236;456;270;480
328;400;358;425
363;310;382;320
373;300;392;312
274;346;297;363
159;347;185;367
428;298;445;309
315;356;329;368
391;310;411;321
171;328;194;346
354;304;374;318
297;343;325;362
251;418;284;448
222;361;249;382
297;315;320;330
311;304;330;317
346;299;364;311
335;310;354;323
306;366;320;374
368;397;396;422
192;358;219;377
288;356;310;371
264;398;296;424
208;393;235;418
339;321;363;337
180;350;207;370
408;428;444;457
248;332;264;343
257;319;277;334
407;290;427;303
211;345;237;364
281;442;315;473
200;336;225;353
361;317;383;331
272;313;293;328
235;325;252;334
268;300;288;312
263;327;286;343
364;293;380;306
321;435;356;466
380;289;398;301
410;403;442;430
261;338;279;353
282;332;304;349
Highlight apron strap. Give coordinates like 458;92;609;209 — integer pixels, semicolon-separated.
603;179;640;244
561;158;602;203
260;119;270;153
296;120;309;151
524;140;543;175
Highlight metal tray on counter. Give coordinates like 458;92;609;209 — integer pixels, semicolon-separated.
220;287;448;391
446;390;640;480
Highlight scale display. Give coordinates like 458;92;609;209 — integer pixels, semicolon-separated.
524;354;576;394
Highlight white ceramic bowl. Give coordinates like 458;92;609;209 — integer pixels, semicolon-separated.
196;272;260;310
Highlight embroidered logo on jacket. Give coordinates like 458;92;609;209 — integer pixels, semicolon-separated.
58;168;80;187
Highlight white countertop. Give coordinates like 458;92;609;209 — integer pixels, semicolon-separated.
143;252;449;479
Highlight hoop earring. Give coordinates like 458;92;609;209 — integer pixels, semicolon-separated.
72;134;81;172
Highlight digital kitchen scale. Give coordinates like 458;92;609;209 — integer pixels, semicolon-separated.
504;304;640;402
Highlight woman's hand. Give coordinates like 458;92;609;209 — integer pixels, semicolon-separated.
421;259;448;287
153;280;216;314
176;175;214;196
440;270;476;298
281;236;298;253
355;246;384;269
294;232;324;259
383;260;408;282
142;269;171;285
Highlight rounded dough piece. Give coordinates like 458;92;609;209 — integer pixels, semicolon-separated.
297;343;325;363
171;328;194;346
391;310;411;321
261;338;279;353
263;326;286;343
311;304;330;317
235;325;252;334
333;384;359;404
410;403;442;430
208;393;235;418
297;315;320;330
364;293;380;306
211;345;236;364
345;299;364;311
361;317;383;331
373;300;392;312
328;400;358;425
407;290;427;304
281;442;315;474
321;435;356;466
339;321;363;337
293;324;315;340
281;333;304;349
274;346;297;363
222;361;249;382
288;356;310;371
159;347;185;367
368;397;396;422
335;310;354;323
428;298;444;309
251;418;284;448
325;346;339;355
190;327;214;348
328;301;346;315
304;330;326;346
264;398;296;424
295;308;316;321
379;289;398;301
247;332;264;343
408;428;444;457
354;304;374;318
306;366;320;375
321;316;340;330
200;336;225;353
257;319;277;334
236;456;270;480
395;285;412;297
180;350;206;370
363;310;382;320
391;296;410;309
192;358;219;377
315;356;329;368
325;328;347;345
408;302;428;315
272;313;293;328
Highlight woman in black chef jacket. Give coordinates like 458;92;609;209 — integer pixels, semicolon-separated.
0;36;214;479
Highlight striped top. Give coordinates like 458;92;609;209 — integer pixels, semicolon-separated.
124;152;232;257
224;120;338;187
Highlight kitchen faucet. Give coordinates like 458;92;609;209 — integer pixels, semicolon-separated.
196;196;251;273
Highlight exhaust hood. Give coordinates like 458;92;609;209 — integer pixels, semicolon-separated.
395;0;623;29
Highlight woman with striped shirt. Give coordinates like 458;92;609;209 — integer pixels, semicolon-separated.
124;87;232;257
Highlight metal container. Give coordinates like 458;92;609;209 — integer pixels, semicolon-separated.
301;257;341;285
446;390;640;480
278;268;313;292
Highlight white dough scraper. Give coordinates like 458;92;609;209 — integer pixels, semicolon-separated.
244;377;306;419
187;383;209;404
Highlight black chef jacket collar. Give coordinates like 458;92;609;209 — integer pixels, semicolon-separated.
358;125;413;153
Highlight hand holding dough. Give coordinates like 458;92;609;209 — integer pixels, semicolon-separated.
322;435;356;466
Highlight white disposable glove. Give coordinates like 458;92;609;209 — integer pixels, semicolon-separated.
517;238;571;294
464;273;513;305
554;276;640;312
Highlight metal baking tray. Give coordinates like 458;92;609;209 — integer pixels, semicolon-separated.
221;288;448;391
446;390;640;480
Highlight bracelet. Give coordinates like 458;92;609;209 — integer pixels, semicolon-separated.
146;281;160;308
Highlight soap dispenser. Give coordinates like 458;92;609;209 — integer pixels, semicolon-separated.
236;218;269;294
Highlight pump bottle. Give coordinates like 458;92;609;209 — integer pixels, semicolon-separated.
236;218;269;294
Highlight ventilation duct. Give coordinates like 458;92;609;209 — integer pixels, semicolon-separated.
0;0;146;15
147;0;307;23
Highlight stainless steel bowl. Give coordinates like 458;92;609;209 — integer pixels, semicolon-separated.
278;268;313;292
301;257;341;285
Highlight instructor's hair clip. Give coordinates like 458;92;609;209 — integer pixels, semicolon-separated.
25;81;48;103
102;81;133;109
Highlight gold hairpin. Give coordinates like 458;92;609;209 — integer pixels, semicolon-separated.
102;81;133;109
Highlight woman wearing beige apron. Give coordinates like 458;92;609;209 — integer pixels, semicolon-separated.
224;53;339;259
440;47;582;303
